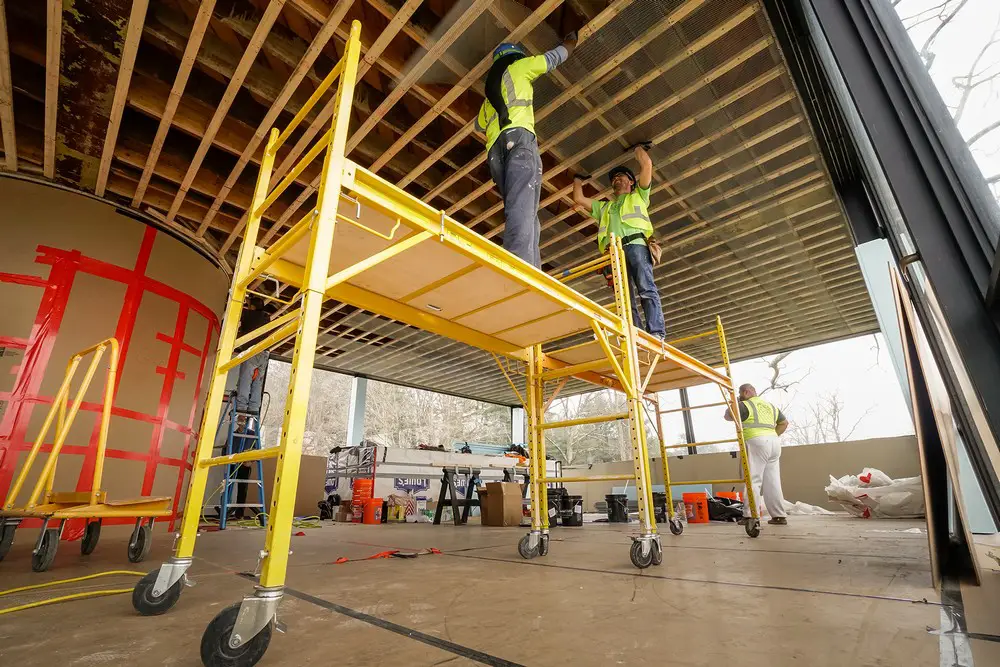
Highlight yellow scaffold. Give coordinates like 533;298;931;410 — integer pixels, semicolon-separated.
130;20;753;666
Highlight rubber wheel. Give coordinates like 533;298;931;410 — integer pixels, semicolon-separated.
517;534;538;560
132;568;182;616
200;602;272;667
81;520;102;555
0;522;15;562
629;540;653;569
668;518;684;536
745;518;761;538
31;528;59;572
538;534;549;557
128;523;153;563
651;540;663;567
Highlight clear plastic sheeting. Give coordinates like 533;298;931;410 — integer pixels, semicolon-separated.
825;467;926;519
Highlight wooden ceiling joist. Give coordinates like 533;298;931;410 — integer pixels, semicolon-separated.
43;0;60;180
95;0;150;197
167;0;286;226
132;0;216;208
0;0;16;172
196;0;350;236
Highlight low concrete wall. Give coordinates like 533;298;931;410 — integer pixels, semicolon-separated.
561;436;920;511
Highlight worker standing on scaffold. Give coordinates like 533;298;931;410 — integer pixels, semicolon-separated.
476;33;577;268
572;144;666;339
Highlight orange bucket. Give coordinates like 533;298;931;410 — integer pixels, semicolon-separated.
362;498;383;524
682;492;709;524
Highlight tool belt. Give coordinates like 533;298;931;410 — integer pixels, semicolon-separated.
620;233;662;265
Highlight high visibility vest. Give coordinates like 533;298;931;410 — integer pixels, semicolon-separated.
477;55;550;152
596;191;653;254
741;396;779;439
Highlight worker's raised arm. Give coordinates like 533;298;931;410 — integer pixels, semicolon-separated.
572;175;594;211
514;33;577;83
635;145;653;189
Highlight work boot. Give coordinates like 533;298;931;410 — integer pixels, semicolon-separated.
767;517;788;526
737;516;749;525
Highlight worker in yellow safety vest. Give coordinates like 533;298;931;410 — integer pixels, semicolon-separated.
571;144;665;338
476;34;577;268
724;383;790;525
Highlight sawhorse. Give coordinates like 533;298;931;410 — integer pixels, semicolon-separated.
433;468;482;525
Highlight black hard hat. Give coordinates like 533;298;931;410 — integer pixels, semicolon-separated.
608;165;636;189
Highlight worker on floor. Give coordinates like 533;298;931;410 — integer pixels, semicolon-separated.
724;383;790;525
226;295;271;520
572;144;665;338
476;33;577;268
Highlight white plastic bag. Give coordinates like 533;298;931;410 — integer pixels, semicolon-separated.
825;468;924;518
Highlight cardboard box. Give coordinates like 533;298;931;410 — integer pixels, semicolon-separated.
483;482;522;527
476;487;489;525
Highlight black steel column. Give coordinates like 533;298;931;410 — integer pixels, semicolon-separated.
679;388;697;455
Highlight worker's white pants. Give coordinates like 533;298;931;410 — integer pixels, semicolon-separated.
743;435;787;518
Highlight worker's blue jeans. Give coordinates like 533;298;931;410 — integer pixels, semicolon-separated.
229;350;269;415
487;127;543;268
624;243;665;338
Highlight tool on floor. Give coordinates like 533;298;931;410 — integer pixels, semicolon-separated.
333;548;442;564
0;338;171;573
0;570;145;616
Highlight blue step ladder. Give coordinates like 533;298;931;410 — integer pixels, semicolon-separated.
214;392;267;529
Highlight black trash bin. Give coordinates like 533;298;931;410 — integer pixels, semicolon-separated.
547;496;562;527
652;492;668;523
561;495;584;526
606;494;629;523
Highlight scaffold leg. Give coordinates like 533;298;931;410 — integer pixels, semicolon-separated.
717;316;760;538
607;238;660;569
653;395;684;536
519;345;543;559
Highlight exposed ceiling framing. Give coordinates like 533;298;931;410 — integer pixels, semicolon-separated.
0;0;877;405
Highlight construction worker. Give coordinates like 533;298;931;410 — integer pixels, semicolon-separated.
724;383;790;525
571;145;665;338
226;295;271;520
476;34;577;268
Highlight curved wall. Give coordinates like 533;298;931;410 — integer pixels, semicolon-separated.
0;178;229;533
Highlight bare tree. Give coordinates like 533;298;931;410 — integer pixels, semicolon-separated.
786;390;875;445
895;0;1000;195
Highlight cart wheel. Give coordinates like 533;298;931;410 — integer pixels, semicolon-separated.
629;540;653;569
0;522;15;562
127;523;153;563
538;534;549;557
651;540;663;567
200;602;272;667
132;568;182;615
31;528;60;572
745;518;761;538
668;518;684;536
517;534;538;560
81;520;102;555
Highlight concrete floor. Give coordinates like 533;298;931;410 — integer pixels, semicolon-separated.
1;515;998;666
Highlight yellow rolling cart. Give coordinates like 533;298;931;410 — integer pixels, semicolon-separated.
0;337;172;572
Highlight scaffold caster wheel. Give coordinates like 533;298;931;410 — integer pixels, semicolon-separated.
651;540;663;567
629;540;653;569
539;534;549;556
0;522;15;562
668;518;684;536
81;520;102;555
31;528;59;572
132;568;182;616
745;518;761;538
128;523;152;563
517;534;538;559
201;602;272;667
